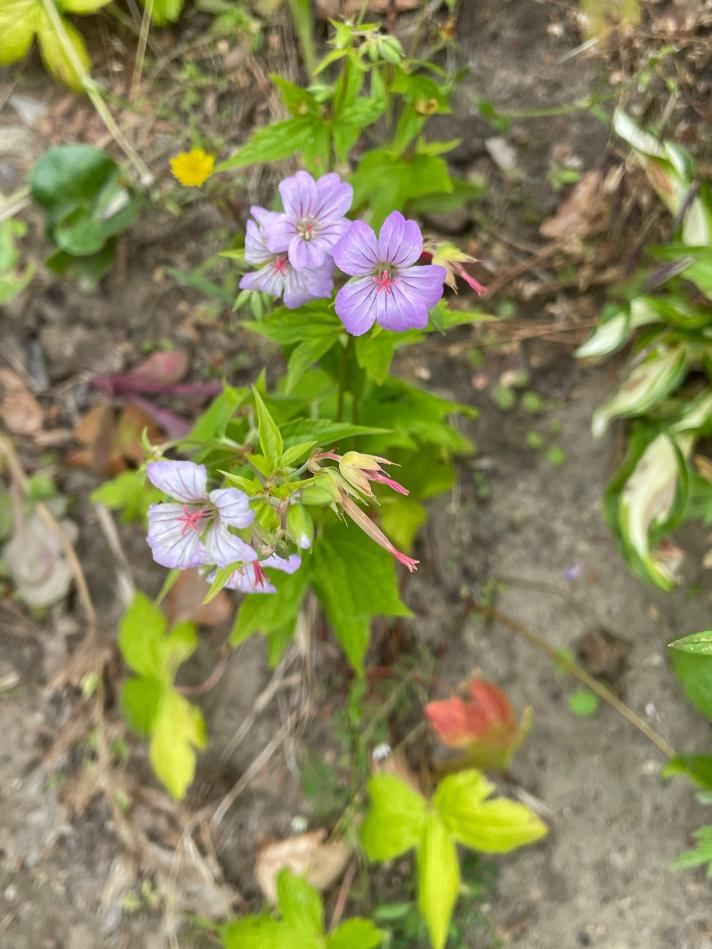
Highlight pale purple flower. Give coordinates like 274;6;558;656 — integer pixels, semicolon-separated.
266;171;353;270
146;460;257;570
216;552;302;595
240;206;333;309
333;211;446;336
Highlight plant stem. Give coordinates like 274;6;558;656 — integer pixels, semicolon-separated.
39;0;153;185
129;0;153;105
470;600;676;759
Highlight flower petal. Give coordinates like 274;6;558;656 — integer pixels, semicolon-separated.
262;553;302;573
222;566;276;594
279;170;318;219
209;488;255;528
240;262;285;298
147;460;208;503
265;214;297;253
314;217;350;252
398;264;446;309
335;276;379;336
332;221;379;276
288;235;327;270
147;503;207;569
282;263;333;309
378;211;423;268
315;173;353;220
245;207;282;263
203;521;257;568
374;283;429;332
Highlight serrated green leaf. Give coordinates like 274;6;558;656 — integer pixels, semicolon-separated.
254;387;283;468
434;769;548;854
230;567;310;647
355;333;395;384
287;336;337;394
280;419;388;448
361;773;426;861
217;118;315;172
276;870;323;938
311;520;411;671
416;812;459;949
327;918;383;949
121;676;164;737
149;688;205;799
188;385;247;442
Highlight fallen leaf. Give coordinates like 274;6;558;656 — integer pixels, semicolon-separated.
3;511;77;608
69;403;160;474
166;568;233;627
255;829;352;903
0;368;43;435
124;349;189;386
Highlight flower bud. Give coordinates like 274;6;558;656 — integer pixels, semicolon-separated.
286;504;314;550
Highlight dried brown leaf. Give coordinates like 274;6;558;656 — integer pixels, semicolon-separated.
255;829;352;903
166;568;233;627
0;368;43;436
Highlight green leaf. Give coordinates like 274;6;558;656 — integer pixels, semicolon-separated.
670;648;712;720
351;150;453;229
243;302;341;344
379;496;427;552
90;470;161;522
149;688;206;799
230;567;311;647
59;0;111;11
355;333;395;385
361;773;426;861
434;770;548;854
253;388;284;468
281;419;388;448
327;918;383;949
311;521;411;671
276;870;323;938
663;754;712;790
671;825;712;874
36;10;90;90
281;441;317;468
591;345;688;438
121;676;164;737
416;812;459;949
287;337;337;394
30;145;136;254
222;917;302;949
271;75;318;117
189;384;247;443
142;0;183;25
118;592;166;678
0;0;39;65
567;689;600;717
217;119;315;172
669;631;712;656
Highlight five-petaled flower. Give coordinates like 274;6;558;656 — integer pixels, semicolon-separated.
146;460;257;570
266;171;353;270
240;206;334;309
169;148;215;188
332;211;446;336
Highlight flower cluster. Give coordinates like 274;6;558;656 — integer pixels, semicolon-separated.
146;460;301;595
240;171;447;334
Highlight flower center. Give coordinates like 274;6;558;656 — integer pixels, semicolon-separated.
177;505;212;536
273;254;288;273
296;218;318;241
372;268;396;293
253;561;267;587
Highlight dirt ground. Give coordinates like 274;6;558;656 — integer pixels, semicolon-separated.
2;1;712;947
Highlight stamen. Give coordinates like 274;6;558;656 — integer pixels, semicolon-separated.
253;561;267;587
373;269;395;293
177;505;211;535
296;218;317;241
273;255;288;273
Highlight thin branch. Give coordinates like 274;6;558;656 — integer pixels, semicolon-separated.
470;600;675;758
129;0;154;104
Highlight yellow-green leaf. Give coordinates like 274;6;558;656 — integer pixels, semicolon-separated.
59;0;111;12
416;812;459;949
36;10;90;91
0;0;39;64
361;774;426;861
435;770;547;854
149;689;206;799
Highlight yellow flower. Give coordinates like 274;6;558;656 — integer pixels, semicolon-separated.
169;148;215;188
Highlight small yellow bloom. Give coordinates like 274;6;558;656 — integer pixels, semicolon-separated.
169;148;215;188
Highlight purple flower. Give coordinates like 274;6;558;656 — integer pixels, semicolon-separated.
240;206;333;309
146;460;257;570
266;171;353;270
332;211;446;336
215;552;302;595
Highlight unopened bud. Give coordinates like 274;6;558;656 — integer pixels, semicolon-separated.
286;504;314;550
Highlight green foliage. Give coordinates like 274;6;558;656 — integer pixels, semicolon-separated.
0;220;34;304
119;593;205;799
221;869;383;949
362;770;546;949
671;825;712;878
578;113;712;588
567;689;600;717
90;470;161;522
0;0;110;89
30;145;137;285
